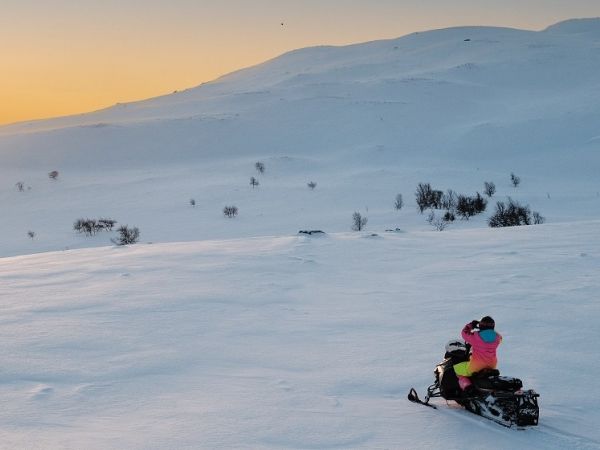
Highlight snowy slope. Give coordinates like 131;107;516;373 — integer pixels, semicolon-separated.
1;18;600;449
1;222;600;449
1;19;600;257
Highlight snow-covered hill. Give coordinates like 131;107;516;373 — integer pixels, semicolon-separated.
1;18;600;449
1;19;600;257
1;222;599;449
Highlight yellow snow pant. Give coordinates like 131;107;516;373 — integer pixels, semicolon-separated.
453;361;474;377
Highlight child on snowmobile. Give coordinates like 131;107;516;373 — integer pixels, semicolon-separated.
453;316;502;390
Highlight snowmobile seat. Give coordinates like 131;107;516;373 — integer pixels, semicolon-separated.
473;368;500;378
472;369;523;392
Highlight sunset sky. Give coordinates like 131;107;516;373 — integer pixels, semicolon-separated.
2;0;599;125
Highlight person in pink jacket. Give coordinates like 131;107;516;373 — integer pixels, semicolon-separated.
454;316;502;391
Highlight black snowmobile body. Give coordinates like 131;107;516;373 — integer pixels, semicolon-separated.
408;341;540;427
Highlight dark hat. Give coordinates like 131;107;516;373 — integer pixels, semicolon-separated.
479;316;495;330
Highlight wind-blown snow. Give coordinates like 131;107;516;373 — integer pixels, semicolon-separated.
1;223;600;448
1;18;600;449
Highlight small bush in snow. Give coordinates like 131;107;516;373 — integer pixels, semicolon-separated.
484;181;496;197
488;198;532;227
307;181;317;190
223;206;238;218
73;218;85;234
473;193;487;213
48;170;59;180
456;193;487;219
74;218;117;236
415;183;443;213
98;218;117;231
432;217;449;231
255;161;265;174
250;176;259;188
190;199;196;207
394;193;404;210
426;210;435;224
352;212;368;231
510;172;521;188
427;212;451;231
27;231;35;240
432;190;443;209
74;218;97;236
415;183;432;213
443;210;455;222
112;225;140;245
533;211;545;225
441;189;458;211
15;181;25;192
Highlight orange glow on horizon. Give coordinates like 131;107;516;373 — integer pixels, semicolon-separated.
0;41;281;125
2;1;598;125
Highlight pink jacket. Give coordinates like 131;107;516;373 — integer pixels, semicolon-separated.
461;322;502;372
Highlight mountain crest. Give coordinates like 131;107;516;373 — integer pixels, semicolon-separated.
544;17;600;36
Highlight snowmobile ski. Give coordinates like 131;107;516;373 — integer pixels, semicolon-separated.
407;388;437;409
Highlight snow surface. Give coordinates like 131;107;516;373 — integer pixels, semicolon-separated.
1;18;600;449
2;224;600;449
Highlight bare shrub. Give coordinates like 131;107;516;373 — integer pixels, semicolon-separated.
223;206;238;218
15;182;25;192
426;210;435;224
533;211;545;225
456;194;474;219
73;218;85;233
488;198;532;227
484;181;496;197
441;189;457;211
415;183;443;213
433;190;443;208
456;193;487;219
394;193;404;210
510;172;521;188
27;231;35;239
415;183;432;213
307;181;317;190
443;210;455;222
250;176;259;188
473;192;487;213
74;218;116;236
112;225;140;245
432;217;449;231
49;170;59;180
255;161;265;174
98;218;117;231
74;218;97;236
352;212;368;231
427;212;451;231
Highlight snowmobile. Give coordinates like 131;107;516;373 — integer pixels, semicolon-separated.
408;339;540;427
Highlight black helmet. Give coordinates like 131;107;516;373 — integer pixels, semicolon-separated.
479;316;495;330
